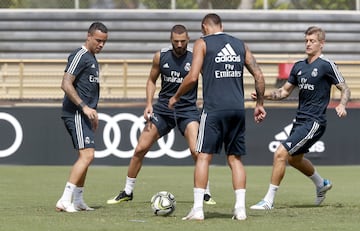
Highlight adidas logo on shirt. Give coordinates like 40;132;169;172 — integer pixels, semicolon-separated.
215;43;241;63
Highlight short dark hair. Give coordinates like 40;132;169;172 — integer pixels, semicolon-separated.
202;13;222;26
88;22;108;34
170;24;188;38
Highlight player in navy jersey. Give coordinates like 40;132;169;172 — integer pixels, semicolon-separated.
250;26;351;210
107;25;216;205
56;22;108;212
169;14;266;220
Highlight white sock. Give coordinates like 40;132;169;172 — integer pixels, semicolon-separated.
309;170;324;188
263;184;279;205
204;181;211;195
234;189;246;209
193;188;205;211
124;176;136;195
73;187;84;204
60;182;76;202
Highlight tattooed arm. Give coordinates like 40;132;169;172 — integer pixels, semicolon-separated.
335;82;351;117
245;44;265;105
244;44;267;123
251;81;296;101
267;82;296;100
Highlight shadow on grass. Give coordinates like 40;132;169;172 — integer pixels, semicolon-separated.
174;200;194;204
286;203;335;209
204;211;233;219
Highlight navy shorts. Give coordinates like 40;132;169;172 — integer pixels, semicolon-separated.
150;109;199;137
282;119;326;155
196;109;246;155
62;111;95;150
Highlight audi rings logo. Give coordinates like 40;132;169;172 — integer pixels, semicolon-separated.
0;112;23;158
95;113;190;159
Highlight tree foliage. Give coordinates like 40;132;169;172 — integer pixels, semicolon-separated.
254;0;290;9
0;0;357;10
290;0;356;10
140;0;197;9
2;0;88;8
208;0;241;9
139;0;356;10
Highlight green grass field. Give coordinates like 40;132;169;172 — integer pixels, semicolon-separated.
0;165;359;231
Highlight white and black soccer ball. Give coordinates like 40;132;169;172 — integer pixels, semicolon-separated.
150;191;176;216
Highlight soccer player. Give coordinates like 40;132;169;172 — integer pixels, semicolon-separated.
55;22;108;212
169;13;266;220
106;25;216;205
250;26;351;210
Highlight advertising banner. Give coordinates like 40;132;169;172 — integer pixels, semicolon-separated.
0;107;358;165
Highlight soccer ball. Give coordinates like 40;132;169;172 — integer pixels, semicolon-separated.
150;191;176;216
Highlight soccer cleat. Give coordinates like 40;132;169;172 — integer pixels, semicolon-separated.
250;200;274;210
182;208;204;221
232;207;247;220
106;191;133;204
204;194;216;205
73;202;95;211
315;179;332;206
55;200;78;213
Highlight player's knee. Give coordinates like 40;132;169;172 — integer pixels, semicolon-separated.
189;149;197;158
79;149;94;165
274;149;288;163
133;145;149;158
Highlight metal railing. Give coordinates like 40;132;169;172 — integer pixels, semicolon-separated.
1;58;359;101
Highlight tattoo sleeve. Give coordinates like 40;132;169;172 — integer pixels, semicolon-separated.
271;89;282;100
336;82;351;106
245;49;265;104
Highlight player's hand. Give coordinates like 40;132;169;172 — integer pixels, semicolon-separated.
83;106;98;130
143;106;153;121
143;106;154;129
83;106;97;120
254;105;266;123
335;104;347;118
250;92;257;101
168;96;178;110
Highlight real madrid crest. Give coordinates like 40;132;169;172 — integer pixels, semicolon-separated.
311;68;318;77
184;62;191;72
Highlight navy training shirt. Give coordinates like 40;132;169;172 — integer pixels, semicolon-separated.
201;33;246;112
153;47;198;115
62;46;100;116
288;54;345;125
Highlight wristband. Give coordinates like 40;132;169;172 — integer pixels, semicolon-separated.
78;101;86;110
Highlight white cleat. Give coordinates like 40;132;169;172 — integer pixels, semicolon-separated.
182;208;204;221
232;207;247;220
55;200;78;213
250;200;273;210
73;202;95;211
315;179;332;206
